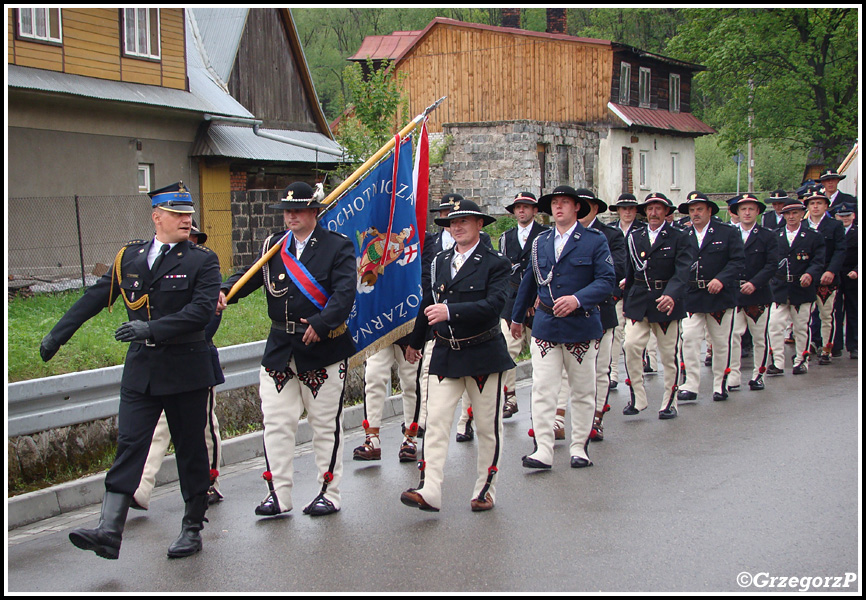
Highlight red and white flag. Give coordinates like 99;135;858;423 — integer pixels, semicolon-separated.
412;118;430;249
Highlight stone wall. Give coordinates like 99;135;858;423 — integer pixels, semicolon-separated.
439;120;602;217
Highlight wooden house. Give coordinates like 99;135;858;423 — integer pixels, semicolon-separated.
8;8;341;276
349;16;714;213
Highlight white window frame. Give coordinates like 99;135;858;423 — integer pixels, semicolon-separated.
669;74;681;113
619;62;631;104
123;8;161;60
18;8;62;44
138;164;152;193
639;151;650;190
639;67;651;108
670;153;680;189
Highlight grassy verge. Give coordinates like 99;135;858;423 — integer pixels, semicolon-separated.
8;287;271;383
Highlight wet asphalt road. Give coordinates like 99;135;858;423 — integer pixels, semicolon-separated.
6;352;861;593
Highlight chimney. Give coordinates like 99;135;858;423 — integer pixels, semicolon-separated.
546;8;567;35
501;8;521;29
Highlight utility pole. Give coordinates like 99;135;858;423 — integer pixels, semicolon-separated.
747;78;755;192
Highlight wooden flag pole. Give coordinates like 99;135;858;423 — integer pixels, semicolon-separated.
224;96;446;302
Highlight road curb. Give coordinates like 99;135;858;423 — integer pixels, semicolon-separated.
8;360;532;530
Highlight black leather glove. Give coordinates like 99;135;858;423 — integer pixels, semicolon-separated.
40;332;61;362
115;321;152;342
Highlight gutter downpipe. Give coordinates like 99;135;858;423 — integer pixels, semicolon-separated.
203;114;344;157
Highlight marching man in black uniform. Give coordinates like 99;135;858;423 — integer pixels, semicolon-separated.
421;195;494;443
401;199;514;512
498;192;547;419
803;188;847;364
767;197;826;375
608;193;647;390
510;186;616;469
676;192;745;403
218;181;356;517
41;182;222;559
831;202;858;358
725;194;780;391
817;168;857;211
621;193;694;420
762;190;791;230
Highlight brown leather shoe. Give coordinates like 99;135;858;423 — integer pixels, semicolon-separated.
553;421;565;440
353;435;381;461
470;493;494;512
398;437;417;463
502;395;518;419
400;489;439;512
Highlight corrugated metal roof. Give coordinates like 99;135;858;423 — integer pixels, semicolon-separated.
189;8;248;83
608;102;716;136
349;31;421;61
192;123;343;163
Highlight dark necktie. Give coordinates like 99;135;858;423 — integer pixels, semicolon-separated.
151;243;170;274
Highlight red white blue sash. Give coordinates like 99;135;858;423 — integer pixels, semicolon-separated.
279;232;330;311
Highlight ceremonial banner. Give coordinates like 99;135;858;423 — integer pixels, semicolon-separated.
319;137;424;365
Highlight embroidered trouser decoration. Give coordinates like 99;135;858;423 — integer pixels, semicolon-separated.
267;367;295;393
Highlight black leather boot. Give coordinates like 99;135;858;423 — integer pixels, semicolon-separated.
167;494;209;558
68;491;131;560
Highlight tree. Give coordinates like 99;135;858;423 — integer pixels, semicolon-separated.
333;59;409;177
666;8;857;165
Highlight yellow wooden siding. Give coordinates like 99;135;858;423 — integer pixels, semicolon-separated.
397;24;615;133
199;163;234;273
9;8;186;90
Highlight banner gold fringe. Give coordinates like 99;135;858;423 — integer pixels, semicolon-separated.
347;318;416;371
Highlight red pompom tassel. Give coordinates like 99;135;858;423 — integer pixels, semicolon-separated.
467;407;474;418
759;366;766;374
624;379;632;386
408;422;419;435
262;471;273;482
724;368;731;375
418;460;426;471
362;419;370;429
210;469;219;481
528;428;535;438
488;466;498;475
323;471;333;483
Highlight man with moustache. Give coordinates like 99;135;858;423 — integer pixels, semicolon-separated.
621;193;694;420
725;194;780;391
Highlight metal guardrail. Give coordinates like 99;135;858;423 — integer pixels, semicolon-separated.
7;340;266;438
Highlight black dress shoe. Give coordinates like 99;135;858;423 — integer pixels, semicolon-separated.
727;384;740;391
792;363;808;375
831;350;843;358
303;495;340;517
609;380;618;390
255;496;289;517
677;390;697;401
818;353;831;365
129;497;147;511
766;365;784;376
622;403;643;416
521;456;552;469
748;379;765;391
456;421;474;442
713;392;728;401
658;406;678;420
570;456;593;468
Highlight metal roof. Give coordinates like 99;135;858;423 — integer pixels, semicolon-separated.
608;102;716;136
349;31;422;62
192;123;343;163
189;8;248;84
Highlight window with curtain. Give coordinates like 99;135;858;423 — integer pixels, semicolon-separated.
123;8;160;60
18;8;62;43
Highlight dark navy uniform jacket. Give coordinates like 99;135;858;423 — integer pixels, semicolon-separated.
761;211;786;230
682;221;745;314
409;242;514;378
589;218;627;330
770;224;826;306
735;224;779;307
498;221;548;323
623;221;694;323
421;229;492;297
808;215;847;284
511;222;616;343
223;225;356;374
48;238;222;395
